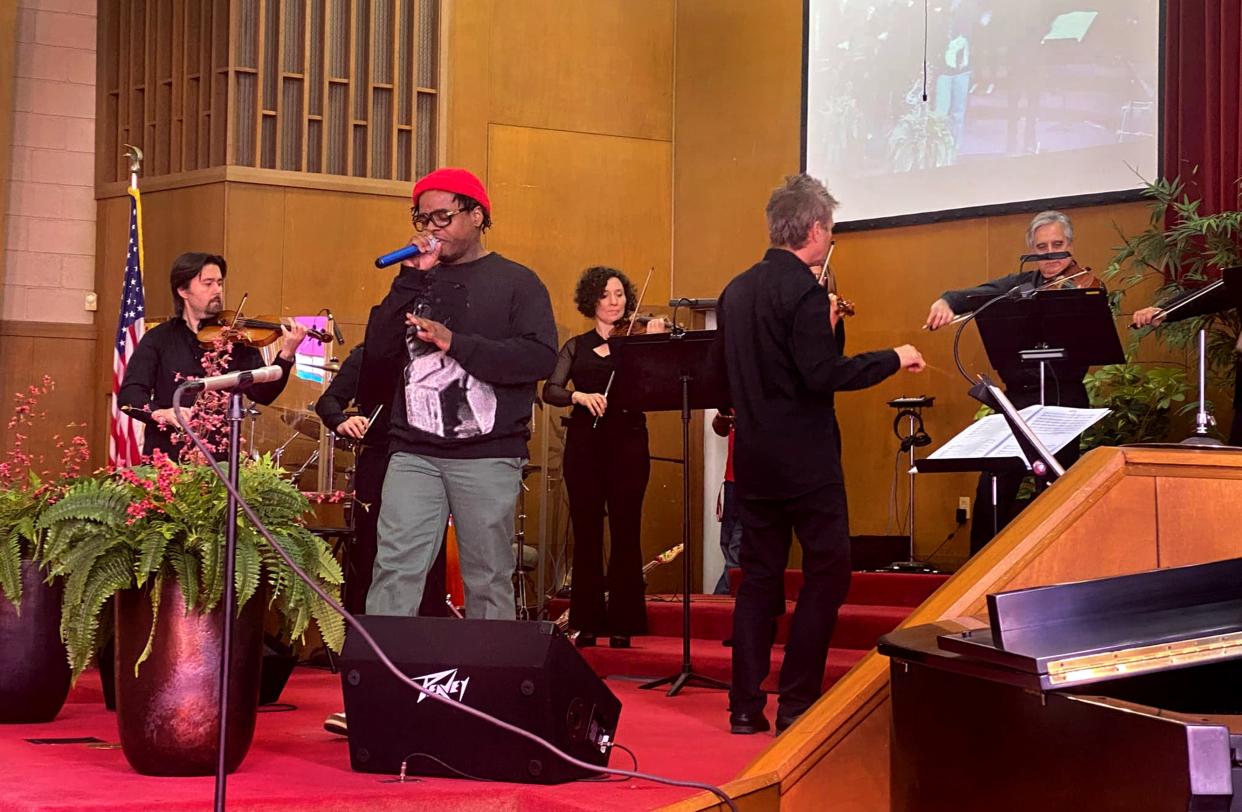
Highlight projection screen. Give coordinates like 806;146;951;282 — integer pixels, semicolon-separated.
804;1;1162;227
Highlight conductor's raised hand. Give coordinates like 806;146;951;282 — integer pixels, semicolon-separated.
924;298;956;331
403;234;442;271
572;391;608;418
895;344;926;373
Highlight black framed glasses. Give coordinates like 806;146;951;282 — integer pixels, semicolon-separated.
411;207;469;232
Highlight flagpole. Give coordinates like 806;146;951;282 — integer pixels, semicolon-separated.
110;146;147;469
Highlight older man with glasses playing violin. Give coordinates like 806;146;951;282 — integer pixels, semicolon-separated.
358;168;557;621
923;210;1101;554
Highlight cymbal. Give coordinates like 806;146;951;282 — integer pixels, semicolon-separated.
270;405;357;451
296;359;341;373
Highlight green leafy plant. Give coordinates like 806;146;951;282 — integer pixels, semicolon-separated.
0;377;89;610
1080;363;1193;450
37;452;345;678
1104;175;1242;384
889;107;955;172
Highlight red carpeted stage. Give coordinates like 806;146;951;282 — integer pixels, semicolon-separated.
0;668;763;811
0;573;944;811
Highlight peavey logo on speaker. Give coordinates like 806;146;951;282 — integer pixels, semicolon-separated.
413;667;471;705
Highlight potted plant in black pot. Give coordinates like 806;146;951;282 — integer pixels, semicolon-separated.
0;376;86;724
38;451;345;776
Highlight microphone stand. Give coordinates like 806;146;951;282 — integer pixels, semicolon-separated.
213;389;244;811
171;381;247;812
1182;328;1221;446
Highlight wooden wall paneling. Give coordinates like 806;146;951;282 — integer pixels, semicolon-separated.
222;183;286;311
441;0;492;175
672;0;804;298
1155;476;1242;567
277;185;411;324
0;325;100;470
488;0;675;141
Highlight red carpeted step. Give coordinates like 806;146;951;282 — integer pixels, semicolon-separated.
573;635;869;694
728;568;949;604
551;595;917;651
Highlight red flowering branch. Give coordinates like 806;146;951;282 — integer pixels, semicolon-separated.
167;329;247;465
0;376;88;498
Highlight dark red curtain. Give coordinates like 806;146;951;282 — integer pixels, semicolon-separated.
1164;0;1242;214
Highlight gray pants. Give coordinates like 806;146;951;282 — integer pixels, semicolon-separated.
367;452;523;619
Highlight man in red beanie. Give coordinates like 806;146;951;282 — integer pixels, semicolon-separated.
358;168;557;620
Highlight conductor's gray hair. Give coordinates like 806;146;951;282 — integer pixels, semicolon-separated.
766;174;839;249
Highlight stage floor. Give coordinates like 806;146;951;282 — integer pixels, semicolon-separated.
0;665;769;811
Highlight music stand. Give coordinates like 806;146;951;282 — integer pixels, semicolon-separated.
968;287;1124;405
607;329;730;696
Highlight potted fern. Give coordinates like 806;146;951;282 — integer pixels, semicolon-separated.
0;377;86;724
38;451;345;776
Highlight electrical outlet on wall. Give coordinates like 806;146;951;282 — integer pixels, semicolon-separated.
84;292;98;312
957;496;971;523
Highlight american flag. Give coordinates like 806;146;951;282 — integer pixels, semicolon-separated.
108;188;146;466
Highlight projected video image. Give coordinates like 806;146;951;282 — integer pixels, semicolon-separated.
805;1;1160;224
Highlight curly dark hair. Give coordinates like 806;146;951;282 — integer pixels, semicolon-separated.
573;266;637;321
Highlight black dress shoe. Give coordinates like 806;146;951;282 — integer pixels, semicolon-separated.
729;711;770;735
775;713;800;734
608;635;631;648
575;633;597;648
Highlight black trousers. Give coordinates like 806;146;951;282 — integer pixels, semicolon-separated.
349;444;447;617
731;482;851;719
563;420;650;636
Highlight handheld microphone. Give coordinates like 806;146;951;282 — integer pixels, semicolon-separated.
1019;251;1072;263
185;365;283;393
375;237;438;269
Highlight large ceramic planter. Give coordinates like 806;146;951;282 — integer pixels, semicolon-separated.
0;559;71;723
113;577;265;776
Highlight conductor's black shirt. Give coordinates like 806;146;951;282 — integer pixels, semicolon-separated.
716;248;900;499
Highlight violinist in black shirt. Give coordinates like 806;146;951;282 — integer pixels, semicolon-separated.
717;174;925;736
118;252;306;460
924;210;1097;553
541;267;667;649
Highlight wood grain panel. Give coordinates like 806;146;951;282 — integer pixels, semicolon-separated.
0;323;100;470
276;185;413;324
441;0;493;174
222;183;286;310
1155;476;1242;567
672;0;803;298
489;0;674;141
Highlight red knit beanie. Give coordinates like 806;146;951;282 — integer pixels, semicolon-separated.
411;167;491;215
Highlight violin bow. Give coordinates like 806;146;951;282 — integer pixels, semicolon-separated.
817;241;836;288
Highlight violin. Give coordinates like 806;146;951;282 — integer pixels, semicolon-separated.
813;253;857;317
196;310;333;348
1041;261;1104;291
609;313;678;337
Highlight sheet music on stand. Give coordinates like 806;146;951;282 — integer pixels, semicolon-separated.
927;405;1110;470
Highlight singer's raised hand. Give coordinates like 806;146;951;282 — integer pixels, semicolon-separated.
406;314;453;351
277;319;309;360
404;234;441;271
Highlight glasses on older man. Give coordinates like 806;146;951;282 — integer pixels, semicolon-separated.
411;207;470;232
